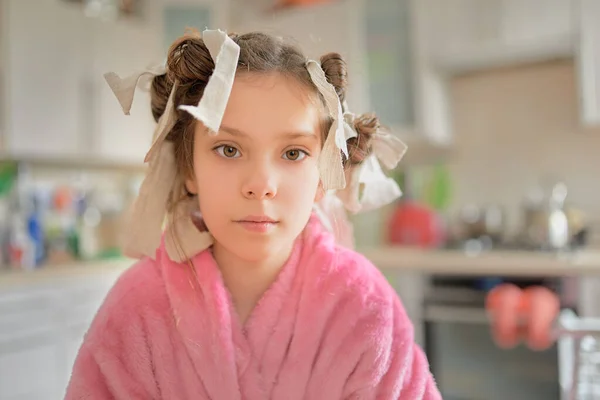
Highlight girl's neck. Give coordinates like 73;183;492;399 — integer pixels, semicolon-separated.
211;241;295;325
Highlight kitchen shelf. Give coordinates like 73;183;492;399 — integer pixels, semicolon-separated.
0;153;146;173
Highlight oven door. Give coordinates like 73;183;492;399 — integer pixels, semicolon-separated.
424;303;560;400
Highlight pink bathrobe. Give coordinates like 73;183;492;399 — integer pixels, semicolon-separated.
65;216;440;399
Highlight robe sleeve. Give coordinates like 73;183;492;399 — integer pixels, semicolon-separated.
343;292;442;400
64;263;161;400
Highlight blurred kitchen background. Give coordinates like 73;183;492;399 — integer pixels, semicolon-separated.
2;0;600;399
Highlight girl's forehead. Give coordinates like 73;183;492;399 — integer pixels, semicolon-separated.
216;73;323;139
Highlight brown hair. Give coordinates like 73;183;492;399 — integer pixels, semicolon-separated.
151;30;379;209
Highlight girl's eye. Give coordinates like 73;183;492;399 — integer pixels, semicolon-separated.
283;149;307;161
215;145;240;158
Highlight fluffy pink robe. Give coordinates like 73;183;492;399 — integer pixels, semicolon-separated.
65;216;440;399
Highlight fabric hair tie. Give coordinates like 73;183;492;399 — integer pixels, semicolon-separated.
104;29;239;262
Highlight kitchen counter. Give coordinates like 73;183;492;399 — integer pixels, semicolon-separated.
0;258;133;289
3;246;600;290
359;246;600;277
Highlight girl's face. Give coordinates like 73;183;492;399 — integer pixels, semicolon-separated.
187;72;323;262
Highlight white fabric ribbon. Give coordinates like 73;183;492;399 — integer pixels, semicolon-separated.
335;113;407;214
105;29;240;262
123;141;177;259
103;63;166;116
144;81;179;163
306;60;348;191
178;29;240;134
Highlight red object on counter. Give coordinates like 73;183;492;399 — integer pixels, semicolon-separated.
387;199;445;248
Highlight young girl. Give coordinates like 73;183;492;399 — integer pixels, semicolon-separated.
65;29;441;399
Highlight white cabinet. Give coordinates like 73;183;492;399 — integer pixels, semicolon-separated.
92;0;230;164
232;0;447;140
384;271;428;347
90;18;160;164
0;263;127;399
421;0;504;57
575;0;600;126
365;0;415;130
421;0;574;72
501;0;573;46
406;0;577;142
0;340;63;399
409;0;453;143
1;0;164;164
0;289;63;399
233;0;371;115
0;0;7;148
5;0;91;158
577;275;600;318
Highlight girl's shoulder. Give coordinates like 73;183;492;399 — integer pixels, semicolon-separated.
93;257;169;326
332;245;395;302
306;239;398;316
110;257;164;299
304;217;396;307
302;242;410;352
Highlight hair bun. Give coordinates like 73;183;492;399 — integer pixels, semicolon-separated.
150;30;217;122
345;113;379;166
150;73;173;122
166;31;215;85
320;52;348;104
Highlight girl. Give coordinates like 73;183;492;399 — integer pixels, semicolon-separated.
65;29;440;399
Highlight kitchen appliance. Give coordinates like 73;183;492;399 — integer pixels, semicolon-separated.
520;182;589;251
423;275;574;399
387;170;446;248
455;204;506;246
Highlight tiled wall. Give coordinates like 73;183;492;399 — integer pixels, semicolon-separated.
446;59;600;236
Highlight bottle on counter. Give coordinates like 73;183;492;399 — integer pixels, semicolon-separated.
77;190;102;261
8;213;36;270
43;185;78;265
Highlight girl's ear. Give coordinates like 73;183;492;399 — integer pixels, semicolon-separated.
185;177;198;195
314;181;325;202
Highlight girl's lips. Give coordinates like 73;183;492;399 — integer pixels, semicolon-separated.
236;221;278;233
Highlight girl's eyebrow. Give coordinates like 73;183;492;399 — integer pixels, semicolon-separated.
219;125;249;137
220;125;318;140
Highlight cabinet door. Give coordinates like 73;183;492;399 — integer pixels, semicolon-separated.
5;0;89;158
91;1;226;164
0;0;7;149
234;0;370;114
0;338;63;399
422;0;503;58
501;0;573;46
575;0;600;126
365;0;414;129
422;0;574;71
577;275;600;318
0;288;62;399
91;18;161;164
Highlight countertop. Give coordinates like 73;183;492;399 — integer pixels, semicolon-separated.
3;246;600;289
359;246;600;277
0;258;133;289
